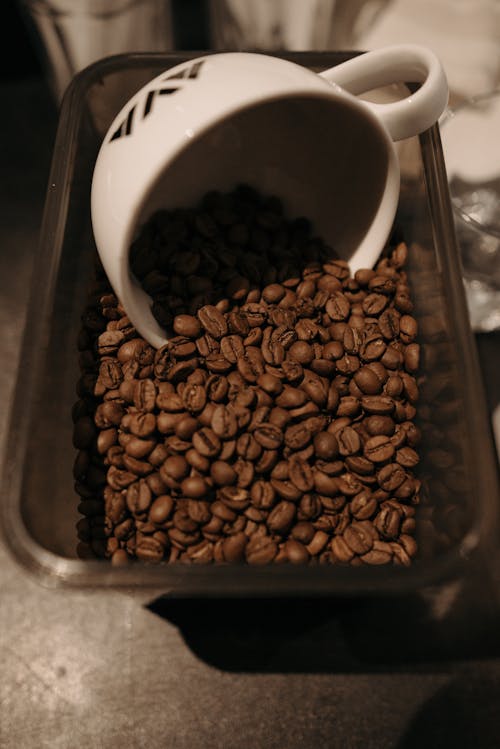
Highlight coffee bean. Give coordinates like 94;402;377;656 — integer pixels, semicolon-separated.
220;334;245;363
197;305;228;338
267;501;296;534
343;522;374;554
354;366;383;395
396;446;419;468
173;314;202;338
364;435;395;463
80;187;420;567
325;292;350;321
306;530;329;556
222;532;248;562
271;479;302;502
312;432;338;461
246;534;278;564
284;423;311;451
181;476;209;499
237;347;265;382
136;536;165;563
253;423;283;450
284;539;309;564
192;427;221;457
337;426;361;457
374;505;402;540
149;495;174;524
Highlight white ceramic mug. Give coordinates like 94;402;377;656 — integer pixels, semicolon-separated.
91;45;448;348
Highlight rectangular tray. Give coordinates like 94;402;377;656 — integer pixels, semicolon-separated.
1;52;498;594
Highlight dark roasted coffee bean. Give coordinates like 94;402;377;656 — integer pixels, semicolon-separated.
237;347;265;382
284;423;311;450
211;405;238;439
396;446;420;468
181;476;209;499
350;491;378;520
246;534;278;564
253;423;283;450
312;432;338;461
361;395;395;415
222;532;248;562
181;383;207;414
354;366;383;395
218;486;250;511
220;334;244;363
365;415;395;437
343;522;374;554
173;314;202;338
271;479;302;502
306;530;329;556
267;501;296;534
197;304;228;338
250;480;275;509
374;505;402;540
192;427;221;457
325;292;350;321
236;433;262;461
284;539;309;564
364;435;395;463
210;460;237;486
149;494;174;524
136;536;165;563
126;480;152;516
313;471;338;497
288;457;314;492
337;426;361;457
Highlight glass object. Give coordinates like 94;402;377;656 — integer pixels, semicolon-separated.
19;0;173;102
208;0;337;50
1;53;498;593
440;90;500;332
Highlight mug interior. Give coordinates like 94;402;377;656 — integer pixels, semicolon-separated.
134;93;390;266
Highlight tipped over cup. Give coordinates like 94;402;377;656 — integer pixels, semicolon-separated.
91;44;448;348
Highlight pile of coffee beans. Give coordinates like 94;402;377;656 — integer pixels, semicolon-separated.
74;185;421;567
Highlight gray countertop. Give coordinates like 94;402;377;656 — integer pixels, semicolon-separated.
2;76;500;749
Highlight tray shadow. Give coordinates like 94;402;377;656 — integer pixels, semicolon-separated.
146;565;500;673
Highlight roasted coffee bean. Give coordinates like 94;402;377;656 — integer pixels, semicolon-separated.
210;460;237;486
364;435;395;463
245;534;278;564
267;501;296;534
192;427;221;457
218;485;250;511
330;535;355;563
197;305;228;338
337;426;361;457
173;314;202;338
284;539;310;564
253;423;283;450
313;432;338;461
181;476;209;499
374;505;402;540
360;540;393;565
222;532;248;562
350;491;378;520
250;480;275;509
149;495;174;524
306;530;329;556
343;522;374;555
136;536;165;563
181;383;207;414
79;188;420;567
288;456;314;492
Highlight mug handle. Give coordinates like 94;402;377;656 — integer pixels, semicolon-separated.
319;44;448;142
